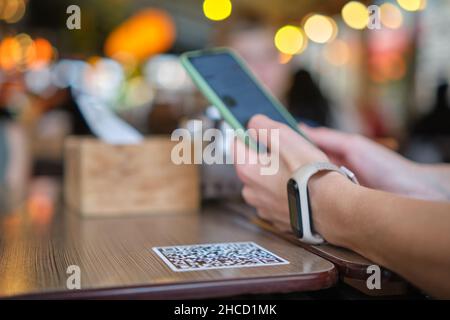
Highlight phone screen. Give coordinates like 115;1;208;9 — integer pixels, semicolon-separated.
188;52;297;130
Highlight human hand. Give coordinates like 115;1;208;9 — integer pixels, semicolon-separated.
301;125;439;200
233;115;329;231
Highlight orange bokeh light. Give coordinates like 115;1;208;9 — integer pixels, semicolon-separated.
27;194;54;226
0;36;54;71
104;9;176;63
369;52;407;83
278;52;293;64
0;37;21;70
31;38;54;67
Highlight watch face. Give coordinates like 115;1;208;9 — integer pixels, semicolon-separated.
287;179;303;238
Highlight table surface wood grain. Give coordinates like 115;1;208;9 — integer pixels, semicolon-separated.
0;203;337;299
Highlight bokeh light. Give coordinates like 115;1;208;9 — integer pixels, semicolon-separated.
82;58;124;103
203;0;232;21
323;39;350;66
278;52;293;65
124;76;154;109
51;60;78;88
15;33;34;65
144;55;192;91
369;52;407;83
274;25;307;55
27;194;54;227
25;65;52;94
0;0;26;23
397;0;427;12
31;38;54;67
0;37;21;70
380;3;403;29
105;9;176;63
304;14;337;44
0;34;55;72
342;1;369;30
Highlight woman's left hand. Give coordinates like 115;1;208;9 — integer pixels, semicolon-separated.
233;114;329;231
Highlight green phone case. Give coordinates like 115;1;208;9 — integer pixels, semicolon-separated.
180;47;310;148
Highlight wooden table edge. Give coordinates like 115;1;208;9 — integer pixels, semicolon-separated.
3;269;338;300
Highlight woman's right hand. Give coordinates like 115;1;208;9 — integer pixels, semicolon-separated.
301;125;446;201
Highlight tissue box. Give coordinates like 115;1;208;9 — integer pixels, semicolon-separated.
64;137;200;216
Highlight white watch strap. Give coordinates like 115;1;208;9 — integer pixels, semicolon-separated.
292;162;359;244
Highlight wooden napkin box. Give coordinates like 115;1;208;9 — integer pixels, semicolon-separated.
64;137;200;217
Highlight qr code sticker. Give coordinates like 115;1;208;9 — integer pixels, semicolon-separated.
152;241;289;272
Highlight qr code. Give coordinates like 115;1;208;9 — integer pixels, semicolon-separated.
152;241;289;272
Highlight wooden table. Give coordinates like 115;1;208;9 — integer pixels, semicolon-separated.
225;202;412;296
0;202;338;299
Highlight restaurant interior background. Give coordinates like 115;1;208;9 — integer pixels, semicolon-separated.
0;0;449;217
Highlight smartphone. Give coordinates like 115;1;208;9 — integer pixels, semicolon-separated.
180;48;310;144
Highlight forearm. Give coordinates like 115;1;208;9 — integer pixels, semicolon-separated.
418;163;450;200
310;173;450;298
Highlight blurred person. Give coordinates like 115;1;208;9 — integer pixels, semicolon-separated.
408;80;450;163
413;81;450;135
287;69;331;127
234;114;450;298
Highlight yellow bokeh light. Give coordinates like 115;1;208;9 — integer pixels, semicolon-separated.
0;0;26;23
15;33;34;68
342;1;369;30
274;25;308;55
323;39;350;66
380;3;403;29
397;0;427;12
5;0;26;23
304;14;337;44
203;0;232;21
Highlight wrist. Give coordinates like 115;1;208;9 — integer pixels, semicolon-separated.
308;171;359;247
408;162;450;201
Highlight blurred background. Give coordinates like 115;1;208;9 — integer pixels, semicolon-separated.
1;0;450;216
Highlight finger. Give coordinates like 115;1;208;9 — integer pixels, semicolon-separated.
232;137;259;164
257;208;289;227
248;114;310;157
233;138;263;185
247;115;273;154
256;209;272;222
300;125;350;157
328;154;345;166
241;186;258;206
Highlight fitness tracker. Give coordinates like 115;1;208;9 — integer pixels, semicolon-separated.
287;162;359;245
